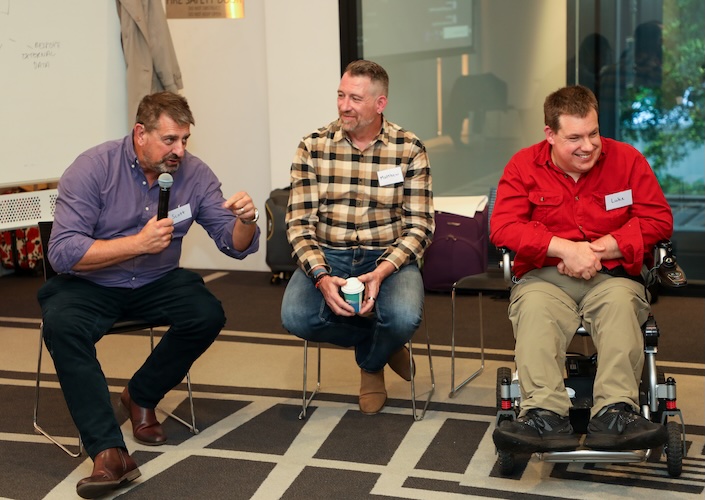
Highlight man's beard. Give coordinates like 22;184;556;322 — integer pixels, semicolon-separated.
147;155;181;175
340;114;375;133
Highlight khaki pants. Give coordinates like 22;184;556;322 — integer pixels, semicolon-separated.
508;267;651;418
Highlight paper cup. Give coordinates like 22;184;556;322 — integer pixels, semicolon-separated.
341;277;364;312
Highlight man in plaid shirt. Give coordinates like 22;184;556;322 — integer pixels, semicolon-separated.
281;60;435;415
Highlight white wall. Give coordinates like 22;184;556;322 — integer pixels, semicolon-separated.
168;0;340;271
264;1;342;190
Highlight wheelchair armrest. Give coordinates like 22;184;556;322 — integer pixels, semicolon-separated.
498;247;513;285
493;241;687;290
654;240;687;288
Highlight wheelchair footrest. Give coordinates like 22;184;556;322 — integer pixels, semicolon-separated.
540;449;649;463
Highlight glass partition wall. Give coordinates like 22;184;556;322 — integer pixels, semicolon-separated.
341;0;704;281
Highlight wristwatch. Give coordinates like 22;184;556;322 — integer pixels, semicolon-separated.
241;208;259;225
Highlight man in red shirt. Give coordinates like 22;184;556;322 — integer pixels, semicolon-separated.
490;85;672;453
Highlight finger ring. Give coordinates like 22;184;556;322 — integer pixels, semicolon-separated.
238;207;245;214
368;297;375;302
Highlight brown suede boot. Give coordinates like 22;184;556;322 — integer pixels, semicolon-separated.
359;369;386;415
387;346;415;381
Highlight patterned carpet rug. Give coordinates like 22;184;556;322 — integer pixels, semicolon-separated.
1;337;703;500
1;270;703;499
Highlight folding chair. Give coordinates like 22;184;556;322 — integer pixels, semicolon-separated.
299;318;435;421
449;268;511;397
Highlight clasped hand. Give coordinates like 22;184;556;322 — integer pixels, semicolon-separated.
557;241;605;280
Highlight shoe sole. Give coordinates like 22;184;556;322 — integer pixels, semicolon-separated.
76;468;141;499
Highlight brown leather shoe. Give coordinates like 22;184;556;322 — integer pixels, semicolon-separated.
387;346;415;381
76;447;141;499
120;387;167;446
359;369;386;415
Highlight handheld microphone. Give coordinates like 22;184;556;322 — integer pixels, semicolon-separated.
157;173;173;220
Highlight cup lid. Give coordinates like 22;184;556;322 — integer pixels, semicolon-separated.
342;277;364;293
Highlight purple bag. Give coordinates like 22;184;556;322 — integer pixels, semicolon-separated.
422;205;488;292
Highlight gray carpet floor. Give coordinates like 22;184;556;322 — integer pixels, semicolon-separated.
0;270;703;499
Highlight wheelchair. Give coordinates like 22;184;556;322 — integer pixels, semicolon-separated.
494;241;688;478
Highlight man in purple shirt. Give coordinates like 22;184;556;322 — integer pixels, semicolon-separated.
38;92;260;499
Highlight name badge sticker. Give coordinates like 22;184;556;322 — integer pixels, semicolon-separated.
377;167;404;186
605;189;633;211
169;204;192;224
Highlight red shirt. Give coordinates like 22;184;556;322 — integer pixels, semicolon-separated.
490;137;673;278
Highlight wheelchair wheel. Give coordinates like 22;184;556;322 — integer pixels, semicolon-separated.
665;420;683;477
498;449;515;476
496;367;513;410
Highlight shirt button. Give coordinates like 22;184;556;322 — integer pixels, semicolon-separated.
540;197;544;202
142;181;147;185
575;196;579;201
131;277;136;281
356;200;362;207
145;207;150;211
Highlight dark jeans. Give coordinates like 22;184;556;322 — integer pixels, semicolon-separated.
37;268;225;459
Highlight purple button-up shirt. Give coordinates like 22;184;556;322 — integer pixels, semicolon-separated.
49;135;260;288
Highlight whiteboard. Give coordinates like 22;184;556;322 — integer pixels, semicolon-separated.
0;0;128;187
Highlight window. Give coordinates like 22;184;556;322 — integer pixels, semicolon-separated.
340;0;704;281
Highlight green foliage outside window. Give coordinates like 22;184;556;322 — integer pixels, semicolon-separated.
619;0;704;195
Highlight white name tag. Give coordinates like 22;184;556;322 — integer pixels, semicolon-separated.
377;167;404;186
169;204;192;224
605;189;633;211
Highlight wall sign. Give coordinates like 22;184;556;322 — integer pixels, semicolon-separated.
166;0;244;19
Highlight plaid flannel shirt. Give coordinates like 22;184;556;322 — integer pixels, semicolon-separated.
286;117;434;276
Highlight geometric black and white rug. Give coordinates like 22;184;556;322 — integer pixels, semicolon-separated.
2;371;703;500
1;270;703;499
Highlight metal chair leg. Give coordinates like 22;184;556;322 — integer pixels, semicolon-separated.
150;328;199;434
449;288;486;398
299;317;433;421
33;322;83;457
410;312;435;421
299;340;321;420
34;324;198;458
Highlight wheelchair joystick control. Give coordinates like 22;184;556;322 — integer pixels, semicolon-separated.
656;249;687;288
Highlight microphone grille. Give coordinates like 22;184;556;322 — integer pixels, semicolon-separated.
158;172;174;189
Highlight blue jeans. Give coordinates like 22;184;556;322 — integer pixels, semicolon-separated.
281;248;424;372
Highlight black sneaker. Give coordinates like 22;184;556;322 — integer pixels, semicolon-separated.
493;409;580;453
584;403;668;451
